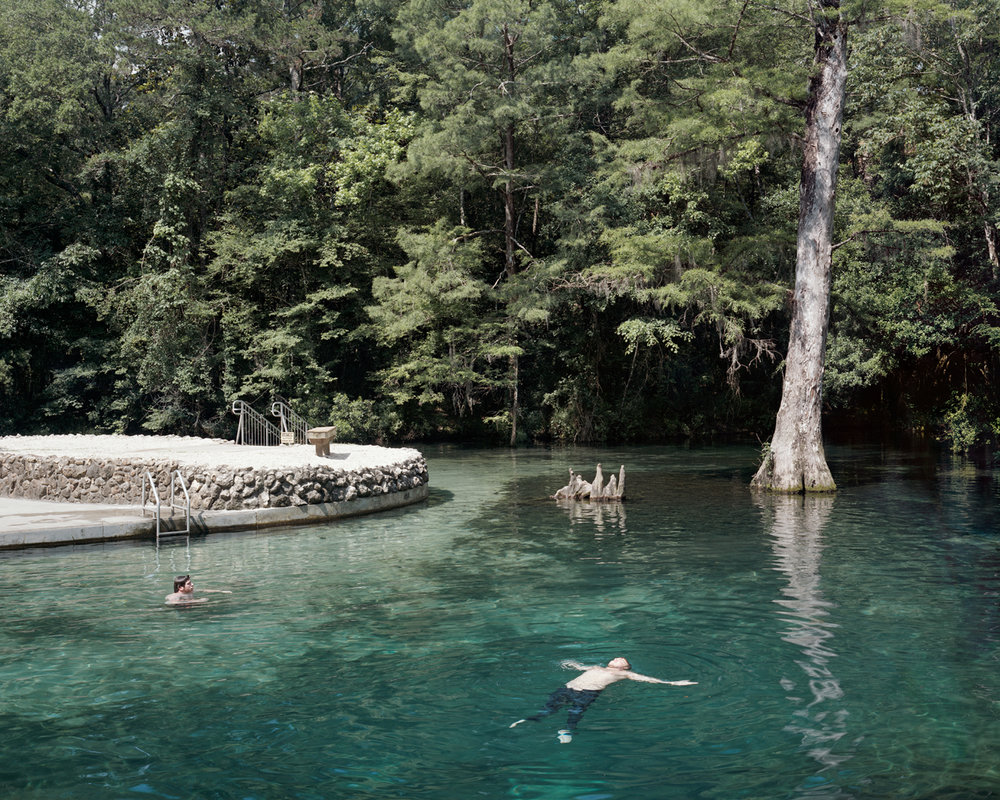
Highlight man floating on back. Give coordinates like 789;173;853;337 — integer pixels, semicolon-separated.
510;657;696;742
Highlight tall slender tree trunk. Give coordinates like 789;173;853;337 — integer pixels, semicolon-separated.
502;22;518;280
503;124;517;278
502;24;519;443
752;7;846;493
510;353;519;446
976;188;1000;280
985;221;999;280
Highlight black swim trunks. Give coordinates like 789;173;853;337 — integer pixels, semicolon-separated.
529;687;602;731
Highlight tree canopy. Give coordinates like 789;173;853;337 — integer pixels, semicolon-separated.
2;0;998;452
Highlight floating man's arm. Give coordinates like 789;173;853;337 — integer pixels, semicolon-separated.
625;671;697;685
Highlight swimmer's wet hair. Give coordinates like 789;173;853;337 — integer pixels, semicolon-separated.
174;575;190;592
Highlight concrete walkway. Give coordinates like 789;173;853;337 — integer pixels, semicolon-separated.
0;485;429;550
0;498;153;548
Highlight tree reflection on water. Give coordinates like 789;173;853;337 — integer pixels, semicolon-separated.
762;493;853;796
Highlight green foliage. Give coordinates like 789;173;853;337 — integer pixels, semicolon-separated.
617;319;690;356
827;8;1000;441
543;374;613;443
367;223;510;421
823;333;888;400
940;393;1000;452
2;0;1000;446
316;392;404;444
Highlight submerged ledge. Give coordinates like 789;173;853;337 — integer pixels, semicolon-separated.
0;435;429;549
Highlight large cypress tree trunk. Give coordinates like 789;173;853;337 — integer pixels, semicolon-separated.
752;9;846;493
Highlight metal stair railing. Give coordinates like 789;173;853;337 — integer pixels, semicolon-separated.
143;470;192;542
170;472;191;537
141;471;161;537
232;399;281;446
270;396;313;444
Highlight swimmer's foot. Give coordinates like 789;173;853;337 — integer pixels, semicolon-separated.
557;729;573;743
509;719;526;728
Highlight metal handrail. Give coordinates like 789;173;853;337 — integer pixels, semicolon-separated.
170;472;191;536
232;399;281;446
144;470;192;541
141;470;162;539
270;397;312;444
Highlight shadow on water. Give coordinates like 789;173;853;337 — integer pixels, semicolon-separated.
426;486;455;506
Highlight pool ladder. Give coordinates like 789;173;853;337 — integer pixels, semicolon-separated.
142;470;191;542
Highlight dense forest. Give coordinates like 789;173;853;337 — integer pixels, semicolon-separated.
2;0;998;449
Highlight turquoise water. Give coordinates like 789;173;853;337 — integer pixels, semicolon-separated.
1;443;998;799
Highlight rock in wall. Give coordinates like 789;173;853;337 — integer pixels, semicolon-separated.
0;453;429;511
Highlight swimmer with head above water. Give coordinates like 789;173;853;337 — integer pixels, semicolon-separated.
165;575;231;605
510;657;696;742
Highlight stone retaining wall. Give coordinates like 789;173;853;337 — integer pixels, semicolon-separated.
0;452;429;511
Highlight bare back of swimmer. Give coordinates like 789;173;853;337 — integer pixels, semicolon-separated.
563;657;697;691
